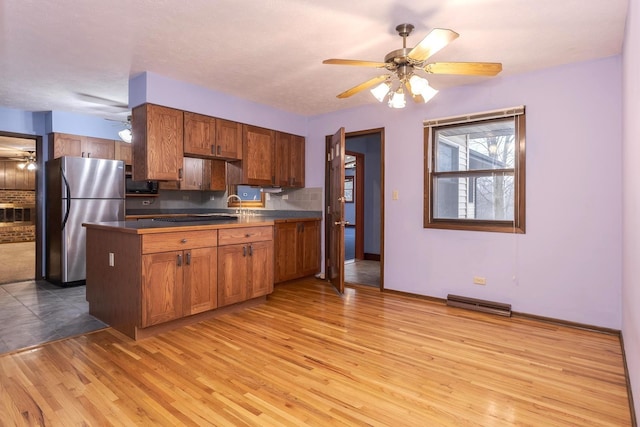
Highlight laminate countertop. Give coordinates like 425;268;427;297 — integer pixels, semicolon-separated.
83;214;322;235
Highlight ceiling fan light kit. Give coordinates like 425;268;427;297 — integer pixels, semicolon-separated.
324;23;502;109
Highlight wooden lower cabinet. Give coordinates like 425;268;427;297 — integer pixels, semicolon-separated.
141;235;217;327
274;219;321;283
85;224;274;340
218;227;274;307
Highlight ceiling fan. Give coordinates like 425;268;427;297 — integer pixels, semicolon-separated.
8;151;37;170
323;24;502;108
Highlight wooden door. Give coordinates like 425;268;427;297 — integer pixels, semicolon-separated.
216;119;242;160
141;251;184;327
183;247;217;315
242;125;275;186
217;244;248;307
328;128;346;294
247;240;273;298
274;222;299;283
184;112;216;157
300;220;321;277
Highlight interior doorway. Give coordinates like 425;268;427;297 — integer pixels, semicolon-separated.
325;128;384;290
0;131;42;284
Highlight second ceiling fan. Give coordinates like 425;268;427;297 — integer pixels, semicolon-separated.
323;24;502;108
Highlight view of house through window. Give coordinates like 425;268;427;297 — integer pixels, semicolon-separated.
424;107;525;233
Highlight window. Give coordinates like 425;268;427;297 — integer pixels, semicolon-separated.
424;107;526;233
227;185;266;208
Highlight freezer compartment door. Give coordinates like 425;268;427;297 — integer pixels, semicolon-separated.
61;157;125;200
61;199;125;284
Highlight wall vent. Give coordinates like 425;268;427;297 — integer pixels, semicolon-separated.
446;294;512;317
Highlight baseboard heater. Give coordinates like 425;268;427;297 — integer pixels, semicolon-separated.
446;294;512;317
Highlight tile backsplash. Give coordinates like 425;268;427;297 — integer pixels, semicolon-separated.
126;187;323;212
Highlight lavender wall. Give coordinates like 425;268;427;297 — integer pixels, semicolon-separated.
308;56;623;329
129;72;308;137
622;0;640;417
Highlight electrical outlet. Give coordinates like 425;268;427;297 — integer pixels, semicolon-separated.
182;195;190;201
141;200;151;206
282;194;289;200
392;190;399;200
473;276;486;285
108;252;115;267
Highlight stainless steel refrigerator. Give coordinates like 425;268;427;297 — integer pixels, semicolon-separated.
46;156;125;286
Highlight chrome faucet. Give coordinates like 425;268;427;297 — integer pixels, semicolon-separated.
226;194;243;215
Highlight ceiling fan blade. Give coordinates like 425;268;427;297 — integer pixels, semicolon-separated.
403;81;425;103
337;75;389;99
323;59;387;68
424;62;503;76
407;28;459;62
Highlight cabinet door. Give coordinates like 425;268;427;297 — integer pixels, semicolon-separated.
184;247;217;315
289;134;305;188
247;240;273;299
217;244;248;307
114;141;133;165
181;157;205;190
274;132;292;187
51;133;82;158
242;125;275;186
132;104;184;181
82;137;115;159
209;159;227;191
141;251;184;327
274;222;299;283
216;119;242;160
184;112;216;157
300;220;321;277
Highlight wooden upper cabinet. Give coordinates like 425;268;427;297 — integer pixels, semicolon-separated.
49;133;115;160
132;104;184;181
229;125;275;186
215;119;242;160
275;132;305;188
114;141;133;165
184;112;216;158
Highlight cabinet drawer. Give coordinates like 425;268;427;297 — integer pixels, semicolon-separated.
142;230;218;254
218;226;273;246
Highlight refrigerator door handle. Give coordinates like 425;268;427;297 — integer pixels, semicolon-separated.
61;166;71;231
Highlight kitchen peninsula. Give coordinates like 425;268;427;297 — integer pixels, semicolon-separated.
84;216;276;340
84;212;321;340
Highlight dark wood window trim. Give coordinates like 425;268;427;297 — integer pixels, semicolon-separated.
423;110;526;234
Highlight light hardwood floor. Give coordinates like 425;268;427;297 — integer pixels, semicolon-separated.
0;277;633;426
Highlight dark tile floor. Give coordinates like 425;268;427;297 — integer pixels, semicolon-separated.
344;260;380;287
0;280;107;354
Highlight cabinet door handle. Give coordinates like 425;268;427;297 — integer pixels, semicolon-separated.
186;251;191;265
211;145;216;155
243;246;247;257
178;168;183;179
249;244;253;256
177;254;183;266
181;238;187;243
217;145;221;155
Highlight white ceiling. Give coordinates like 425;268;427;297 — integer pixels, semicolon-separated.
0;0;629;122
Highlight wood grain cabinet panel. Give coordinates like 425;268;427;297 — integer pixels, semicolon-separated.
275;132;305;188
184;112;216;157
275;219;321;283
228;125;275;186
183;247;218;315
142;251;184;327
215;119;242;160
218;226;274;307
114;141;133;165
132;104;184;181
49;133;115;160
